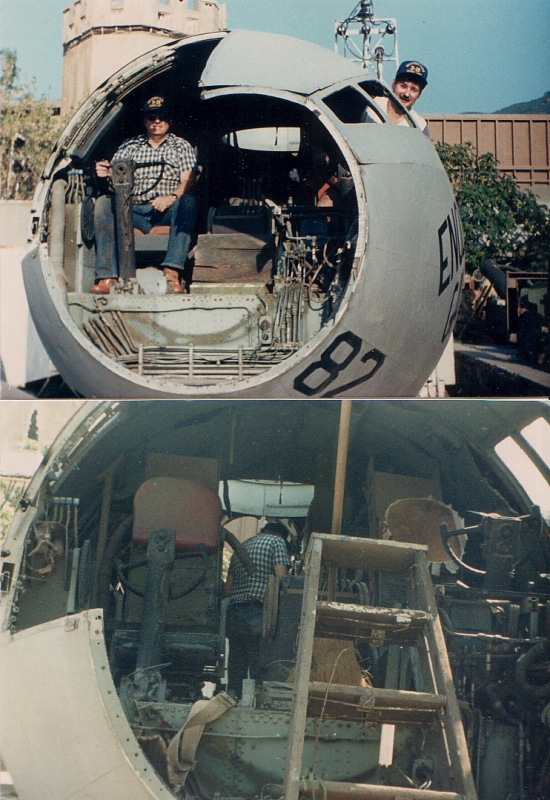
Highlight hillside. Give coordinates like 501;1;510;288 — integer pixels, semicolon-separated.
495;91;550;114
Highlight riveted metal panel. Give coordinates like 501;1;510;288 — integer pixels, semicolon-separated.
0;611;172;800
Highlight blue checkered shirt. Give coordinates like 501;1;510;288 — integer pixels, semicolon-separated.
113;133;197;203
228;533;291;605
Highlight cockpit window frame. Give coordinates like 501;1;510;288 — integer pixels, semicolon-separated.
494;417;550;521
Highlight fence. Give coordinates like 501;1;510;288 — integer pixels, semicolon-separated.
425;115;550;186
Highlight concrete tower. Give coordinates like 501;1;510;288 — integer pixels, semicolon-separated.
61;0;227;114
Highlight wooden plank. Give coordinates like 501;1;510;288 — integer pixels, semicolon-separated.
317;603;431;627
306;699;441;725
283;537;323;800
309;682;445;711
191;262;271;282
309;682;445;708
315;602;430;644
300;779;463;800
193;232;275;278
198;232;272;250
311;532;427;574
411;551;477;800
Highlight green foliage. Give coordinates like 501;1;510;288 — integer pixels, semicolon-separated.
495;90;550;115
436;141;550;273
1;49;68;200
0;480;24;532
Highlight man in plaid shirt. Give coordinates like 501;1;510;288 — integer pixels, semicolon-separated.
224;521;291;696
92;95;198;294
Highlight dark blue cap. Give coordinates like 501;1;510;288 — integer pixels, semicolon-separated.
143;96;172;117
395;61;428;88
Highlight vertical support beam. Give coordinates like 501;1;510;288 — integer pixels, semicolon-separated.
112;159;136;281
328;400;352;600
283;536;323;800
136;528;176;672
91;454;122;605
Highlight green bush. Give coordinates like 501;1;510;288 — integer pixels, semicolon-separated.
436;141;550;273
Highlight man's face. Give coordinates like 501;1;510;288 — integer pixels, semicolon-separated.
391;78;422;109
144;114;170;137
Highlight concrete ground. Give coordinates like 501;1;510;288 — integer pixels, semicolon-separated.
454;341;550;396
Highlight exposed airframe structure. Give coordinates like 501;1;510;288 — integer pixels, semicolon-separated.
2;401;550;799
23;30;463;398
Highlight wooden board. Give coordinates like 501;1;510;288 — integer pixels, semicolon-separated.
373;470;442;520
193;232;275;281
312;532;427;574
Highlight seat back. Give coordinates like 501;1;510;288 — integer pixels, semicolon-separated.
132;477;222;553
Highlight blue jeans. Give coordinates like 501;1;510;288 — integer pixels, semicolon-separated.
225;602;263;695
94;193;197;279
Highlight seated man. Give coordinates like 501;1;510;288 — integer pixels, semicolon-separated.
92;95;198;294
373;61;430;137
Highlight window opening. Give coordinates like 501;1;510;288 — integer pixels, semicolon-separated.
323;86;380;124
520;416;550;469
495;435;550;521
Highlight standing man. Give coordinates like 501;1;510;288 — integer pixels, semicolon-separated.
374;61;430;136
224;521;291;697
92;95;198;294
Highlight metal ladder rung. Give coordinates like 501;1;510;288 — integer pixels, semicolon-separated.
300;779;463;800
308;682;446;724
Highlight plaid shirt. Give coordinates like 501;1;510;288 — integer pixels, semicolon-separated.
228;533;291;605
113;133;197;203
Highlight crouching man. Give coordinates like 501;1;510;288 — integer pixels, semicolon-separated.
92;95;197;294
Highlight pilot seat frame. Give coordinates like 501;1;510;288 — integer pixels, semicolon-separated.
109;477;225;704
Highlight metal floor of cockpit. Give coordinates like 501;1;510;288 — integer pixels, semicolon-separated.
114;345;294;381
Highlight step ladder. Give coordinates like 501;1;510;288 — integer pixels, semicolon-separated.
282;533;477;800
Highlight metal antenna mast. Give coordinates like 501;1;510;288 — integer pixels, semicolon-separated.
335;0;398;81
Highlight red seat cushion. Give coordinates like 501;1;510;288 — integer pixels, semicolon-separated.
133;226;170;236
133;478;222;553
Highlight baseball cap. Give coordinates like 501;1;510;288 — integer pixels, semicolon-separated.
143;96;172;117
395;61;428;88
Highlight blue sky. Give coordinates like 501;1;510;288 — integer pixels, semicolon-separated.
1;0;549;113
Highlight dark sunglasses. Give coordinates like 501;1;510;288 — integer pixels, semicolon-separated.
145;113;169;122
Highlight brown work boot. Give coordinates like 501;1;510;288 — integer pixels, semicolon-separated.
91;277;118;294
163;267;184;294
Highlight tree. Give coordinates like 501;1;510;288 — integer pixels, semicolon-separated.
27;410;38;442
1;49;68;200
436;141;550;273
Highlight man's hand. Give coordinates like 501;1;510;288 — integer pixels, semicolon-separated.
150;194;177;213
95;159;112;178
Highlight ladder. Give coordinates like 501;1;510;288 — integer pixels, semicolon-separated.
282;533;477;800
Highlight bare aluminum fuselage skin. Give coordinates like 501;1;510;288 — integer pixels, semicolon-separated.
22;30;463;398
